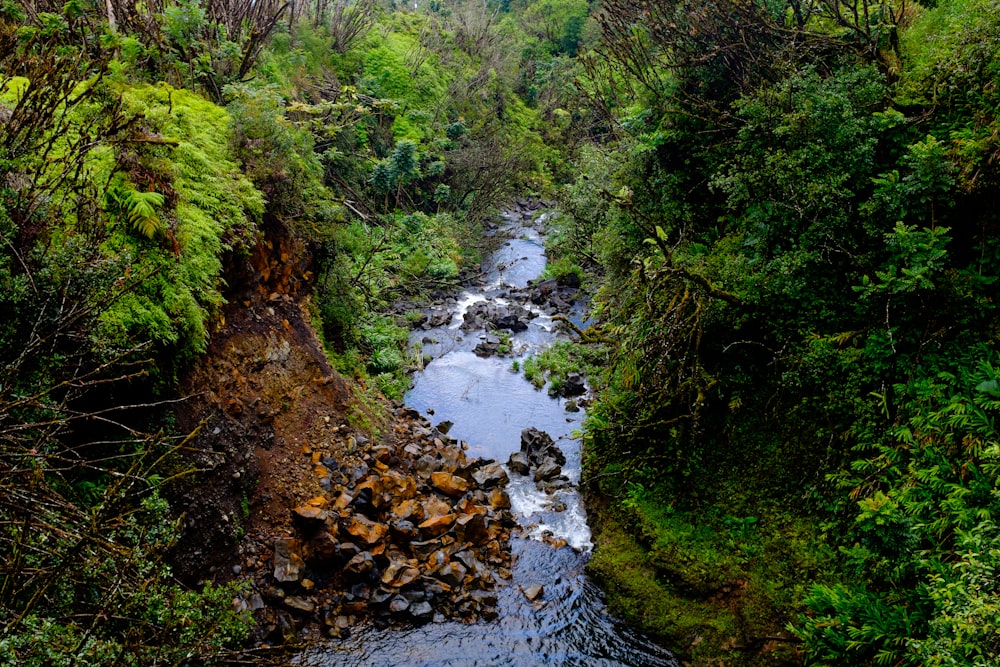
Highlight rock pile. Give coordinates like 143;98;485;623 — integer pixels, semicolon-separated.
253;407;515;641
461;300;533;333
508;427;572;493
513;197;552;220
527;277;578;313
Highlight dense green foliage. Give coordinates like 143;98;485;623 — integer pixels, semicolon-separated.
542;0;1000;663
5;0;999;662
0;0;581;661
0;7;261;661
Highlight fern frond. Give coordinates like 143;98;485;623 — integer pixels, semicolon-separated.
125;190;166;239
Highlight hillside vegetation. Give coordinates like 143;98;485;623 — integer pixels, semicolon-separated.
552;0;1000;664
1;0;999;664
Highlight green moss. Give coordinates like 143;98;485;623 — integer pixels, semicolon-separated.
586;472;831;665
586;510;741;663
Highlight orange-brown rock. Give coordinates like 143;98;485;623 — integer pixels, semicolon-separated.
392;498;423;523
381;561;421;587
418;513;456;538
422;496;451;518
292;504;330;531
332;491;353;510
343;515;388;545
383;470;418;500
488;488;511;510
455;512;489;546
456;499;487;515
273;537;305;583
431;471;469;496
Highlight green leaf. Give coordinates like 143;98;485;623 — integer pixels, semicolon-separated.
124;190;165;239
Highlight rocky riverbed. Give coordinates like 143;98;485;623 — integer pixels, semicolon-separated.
170;199;675;666
247;406;518;641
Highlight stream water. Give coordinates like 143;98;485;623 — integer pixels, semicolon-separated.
300;210;677;667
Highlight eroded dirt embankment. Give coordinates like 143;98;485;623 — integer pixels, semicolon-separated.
170;221;513;645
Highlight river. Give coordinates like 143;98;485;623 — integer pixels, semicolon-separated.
299;207;677;667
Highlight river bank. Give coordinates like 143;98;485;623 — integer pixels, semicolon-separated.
298;202;676;665
168;200;677;665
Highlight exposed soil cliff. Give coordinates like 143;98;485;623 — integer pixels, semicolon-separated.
169;221;513;645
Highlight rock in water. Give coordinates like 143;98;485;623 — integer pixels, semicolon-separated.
507;451;530;476
472;462;509;488
561;372;586;397
523;583;544;601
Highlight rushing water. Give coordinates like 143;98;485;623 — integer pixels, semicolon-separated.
300;210;677;667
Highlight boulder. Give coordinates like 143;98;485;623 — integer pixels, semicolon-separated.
350;486;378;518
495;313;528;332
344;551;374;578
390;519;419;543
410;600;434;622
530;278;559;305
533;458;563;483
431;471;469;496
418;513;456;538
389;595;411;614
427;311;452;327
507;451;530;476
556;271;581;288
436;561;467;588
560;372;586;397
343;515;388;546
272;538;305;583
422;496;452;518
381;561;421;587
523;583;544;601
472;462;509;488
520;427;554;457
474;335;501;357
391;498;423;523
488;487;512;510
455;513;489;546
292;504;329;531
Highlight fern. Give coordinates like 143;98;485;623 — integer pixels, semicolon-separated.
124;190;166;238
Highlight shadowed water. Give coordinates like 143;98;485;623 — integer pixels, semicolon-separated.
299;210;677;667
300;539;676;667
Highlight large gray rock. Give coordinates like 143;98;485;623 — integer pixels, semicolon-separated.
473;462;509;488
507;451;530;476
